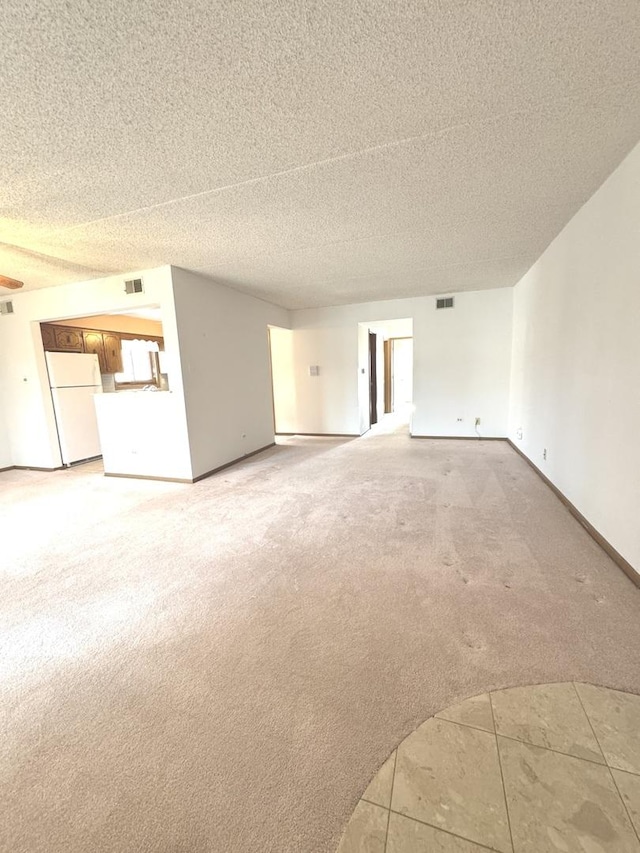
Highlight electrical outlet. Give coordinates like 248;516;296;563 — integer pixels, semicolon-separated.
516;428;523;440
543;448;547;460
456;418;463;422
475;417;481;426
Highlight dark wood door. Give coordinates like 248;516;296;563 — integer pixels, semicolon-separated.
54;326;84;352
103;333;123;373
83;331;107;372
369;331;377;427
40;323;57;350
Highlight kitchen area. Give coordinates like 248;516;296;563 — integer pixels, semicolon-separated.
40;307;191;481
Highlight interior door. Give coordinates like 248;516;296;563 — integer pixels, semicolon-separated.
369;331;377;427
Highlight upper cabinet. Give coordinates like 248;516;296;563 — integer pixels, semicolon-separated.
103;333;123;374
53;326;84;352
41;323;161;376
83;330;107;372
40;324;57;351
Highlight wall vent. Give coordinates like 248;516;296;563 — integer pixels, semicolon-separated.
0;300;14;315
124;278;144;294
436;296;454;310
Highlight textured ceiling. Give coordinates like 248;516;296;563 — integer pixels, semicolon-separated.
2;1;640;309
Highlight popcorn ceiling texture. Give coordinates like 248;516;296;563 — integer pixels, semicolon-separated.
2;1;640;306
1;433;640;852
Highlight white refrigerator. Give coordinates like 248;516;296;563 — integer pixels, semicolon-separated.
45;352;103;465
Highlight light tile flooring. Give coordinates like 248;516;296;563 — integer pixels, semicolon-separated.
337;683;640;853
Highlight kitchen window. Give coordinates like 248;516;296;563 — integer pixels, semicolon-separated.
115;338;160;386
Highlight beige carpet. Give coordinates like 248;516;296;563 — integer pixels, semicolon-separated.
1;422;639;852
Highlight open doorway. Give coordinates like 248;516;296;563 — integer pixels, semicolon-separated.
359;318;413;432
268;325;296;435
387;337;413;413
39;307;166;469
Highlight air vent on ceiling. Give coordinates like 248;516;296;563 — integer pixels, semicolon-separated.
436;296;454;310
124;278;144;294
0;300;14;315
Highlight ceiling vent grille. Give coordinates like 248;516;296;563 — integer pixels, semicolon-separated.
0;300;14;315
124;278;144;294
436;296;454;310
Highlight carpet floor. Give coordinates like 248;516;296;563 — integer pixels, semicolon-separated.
1;421;639;852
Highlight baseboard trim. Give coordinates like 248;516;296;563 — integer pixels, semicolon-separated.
0;465;14;473
410;435;505;440
276;432;359;438
104;472;193;484
12;464;64;472
506;439;639;588
103;444;277;485
192;442;276;483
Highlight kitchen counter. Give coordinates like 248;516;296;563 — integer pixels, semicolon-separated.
109;390;168;396
94;391;192;481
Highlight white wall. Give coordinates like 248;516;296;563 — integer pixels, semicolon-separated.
376;333;384;422
0;388;12;469
357;323;370;434
283;325;362;435
289;288;513;437
0;266;190;475
171;268;290;479
95;392;192;480
509;142;640;575
414;288;513;437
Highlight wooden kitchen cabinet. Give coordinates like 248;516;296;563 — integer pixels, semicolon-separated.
83;330;107;373
103;333;123;373
40;323;162;378
53;326;84;352
40;323;57;350
83;330;124;374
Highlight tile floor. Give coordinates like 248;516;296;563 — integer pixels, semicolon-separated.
337;682;640;852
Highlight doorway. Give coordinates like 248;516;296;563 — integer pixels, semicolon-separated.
39;307;166;469
386;337;413;413
268;325;297;435
358;318;413;433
